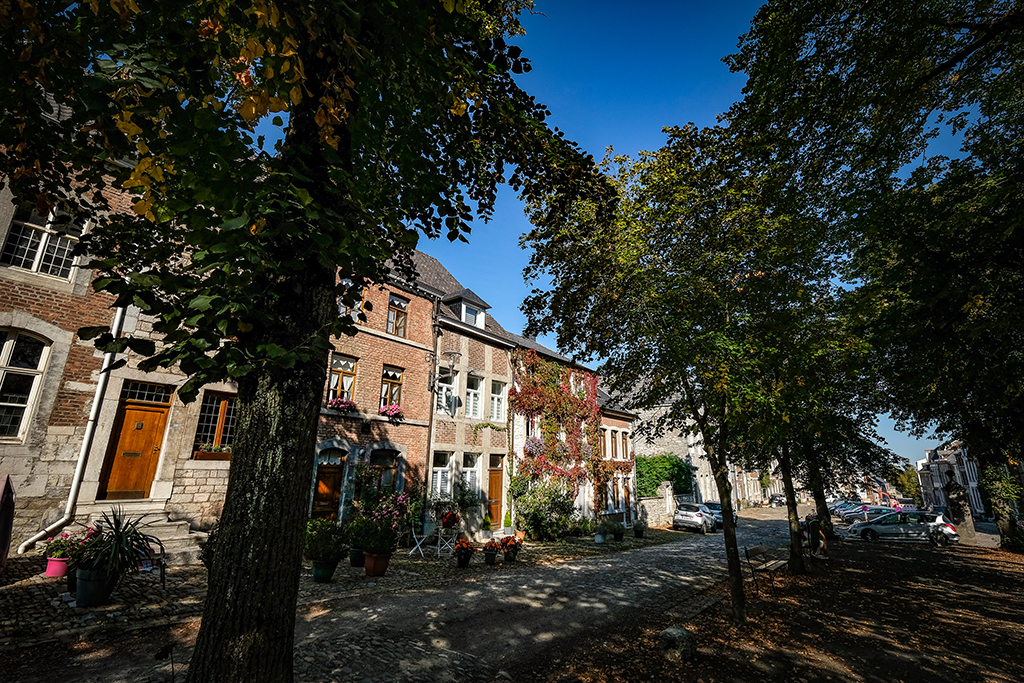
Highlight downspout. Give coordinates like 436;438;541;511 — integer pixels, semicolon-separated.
19;306;126;554
423;295;441;531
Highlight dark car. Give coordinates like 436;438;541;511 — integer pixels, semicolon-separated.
769;493;785;507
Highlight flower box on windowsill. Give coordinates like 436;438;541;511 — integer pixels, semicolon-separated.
378;404;405;423
326;398;358;412
193;449;232;461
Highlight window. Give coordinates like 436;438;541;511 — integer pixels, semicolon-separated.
369;449;398;491
0;330;49;439
431;451;452;497
464;305;478;326
386;293;408;337
121;381;173;404
0;205;79;279
328;355;357;401
465;376;482;418
380;366;403;408
600;429;607;459
435;367;457;415
621;432;629;459
526;415;537;438
611;431;618;459
462;452;480;495
193;392;236;459
489;381;505;421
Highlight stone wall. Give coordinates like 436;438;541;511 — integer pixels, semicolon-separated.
638;481;676;528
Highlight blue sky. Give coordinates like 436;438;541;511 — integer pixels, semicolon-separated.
416;1;939;467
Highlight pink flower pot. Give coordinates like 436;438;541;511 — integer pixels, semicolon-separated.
45;557;69;578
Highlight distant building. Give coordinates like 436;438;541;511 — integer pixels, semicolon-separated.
916;441;984;515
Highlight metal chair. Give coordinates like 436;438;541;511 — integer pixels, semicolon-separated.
436;527;459;557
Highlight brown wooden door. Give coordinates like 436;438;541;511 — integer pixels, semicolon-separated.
100;403;169;499
311;465;344;519
488;468;503;528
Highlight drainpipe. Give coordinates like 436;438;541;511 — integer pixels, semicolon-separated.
19;306;126;554
422;296;442;532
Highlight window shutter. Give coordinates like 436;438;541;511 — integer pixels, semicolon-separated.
467;468;477;493
440;469;450;496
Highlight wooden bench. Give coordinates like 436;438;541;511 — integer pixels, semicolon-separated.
744;544;787;594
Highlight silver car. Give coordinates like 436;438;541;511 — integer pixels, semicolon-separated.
848;511;959;545
702;501;737;530
672;503;715;534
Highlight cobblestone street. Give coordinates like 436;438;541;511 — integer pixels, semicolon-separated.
1;506;807;682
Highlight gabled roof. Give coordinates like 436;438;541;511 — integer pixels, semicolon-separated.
442;288;490;309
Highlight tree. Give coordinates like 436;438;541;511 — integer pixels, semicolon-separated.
1;3;610;681
727;0;1024;471
522;124;833;621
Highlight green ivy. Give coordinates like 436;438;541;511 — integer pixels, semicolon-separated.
635;454;693;497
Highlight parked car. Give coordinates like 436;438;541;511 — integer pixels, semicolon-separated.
702;501;738;530
769;493;785;507
672;503;716;534
848;511;959;545
841;505;893;524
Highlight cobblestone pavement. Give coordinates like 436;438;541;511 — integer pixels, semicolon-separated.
0;505;842;682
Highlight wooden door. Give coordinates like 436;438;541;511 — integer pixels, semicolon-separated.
488;468;503;528
99;403;169;499
311;465;344;520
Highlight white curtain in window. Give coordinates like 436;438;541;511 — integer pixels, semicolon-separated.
466;376;481;418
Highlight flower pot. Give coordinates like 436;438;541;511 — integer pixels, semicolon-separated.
633;528;645;539
515;530;526;540
349;548;365;567
612;531;624;542
363;551;392;577
484;550;497;565
594;533;606;544
311;559;340;583
442;521;456;529
75;568;118;608
45;557;70;578
456;553;472;568
503;550;516;563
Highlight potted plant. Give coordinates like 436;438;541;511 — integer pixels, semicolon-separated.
482;538;500;565
39;529;84;578
378;404;404;423
74;507;164;607
453;538;476;568
594;520;614;544
351;517;398;577
440;510;459;529
608;520;626;542
346;517;370;567
499;535;522;563
632;518;648;539
304;518;348;583
503;511;513;535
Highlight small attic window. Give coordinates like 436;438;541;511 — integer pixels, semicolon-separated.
463;304;484;328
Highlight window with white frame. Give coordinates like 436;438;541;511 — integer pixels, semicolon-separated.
435;367;457;415
328;355;357;401
0;329;49;439
462;452;480;497
489;381;505;421
465;376;482;419
464;305;478;326
600;428;607;458
0;205;79;279
621;431;629;459
431;451;452;497
611;431;618;459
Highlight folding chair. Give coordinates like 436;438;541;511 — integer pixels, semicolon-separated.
408;526;432;557
436;527;459;557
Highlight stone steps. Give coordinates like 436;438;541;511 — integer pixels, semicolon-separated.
74;503;205;566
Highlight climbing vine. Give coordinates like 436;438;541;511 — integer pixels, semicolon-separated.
509;348;631;514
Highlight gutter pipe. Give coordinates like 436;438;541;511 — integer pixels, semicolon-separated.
18;306;126;554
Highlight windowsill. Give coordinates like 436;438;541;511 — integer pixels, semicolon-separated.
0;265;77;294
193;450;232;461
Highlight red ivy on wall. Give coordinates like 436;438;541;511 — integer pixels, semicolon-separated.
510;348;629;512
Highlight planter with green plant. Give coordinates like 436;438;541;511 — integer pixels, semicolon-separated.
350;517;398;577
304;518;348;583
482;538;500;564
607;520;626;541
632;518;648;538
594;520;615;544
74;507;164;607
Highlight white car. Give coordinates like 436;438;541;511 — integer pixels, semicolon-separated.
848;511;959;545
672;503;716;534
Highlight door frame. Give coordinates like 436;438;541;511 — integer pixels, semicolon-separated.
97;393;172;500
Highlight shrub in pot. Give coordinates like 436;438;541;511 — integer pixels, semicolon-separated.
350;517;398;577
75;506;164;607
632;518;648;538
607;520;626;541
304;518;348;583
594;520;615;544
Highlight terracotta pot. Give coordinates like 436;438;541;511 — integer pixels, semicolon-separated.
363;551;392;577
515;530;526;540
45;557;69;578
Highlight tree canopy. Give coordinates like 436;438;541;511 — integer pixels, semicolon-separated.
2;2;611;681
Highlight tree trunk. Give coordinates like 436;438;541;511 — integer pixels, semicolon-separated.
702;423;746;623
185;264;337;683
804;444;835;538
779;442;806;574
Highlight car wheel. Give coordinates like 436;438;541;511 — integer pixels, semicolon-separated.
699;522;707;535
862;529;879;542
935;533;950;547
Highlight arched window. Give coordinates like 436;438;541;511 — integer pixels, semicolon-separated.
0;329;50;439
